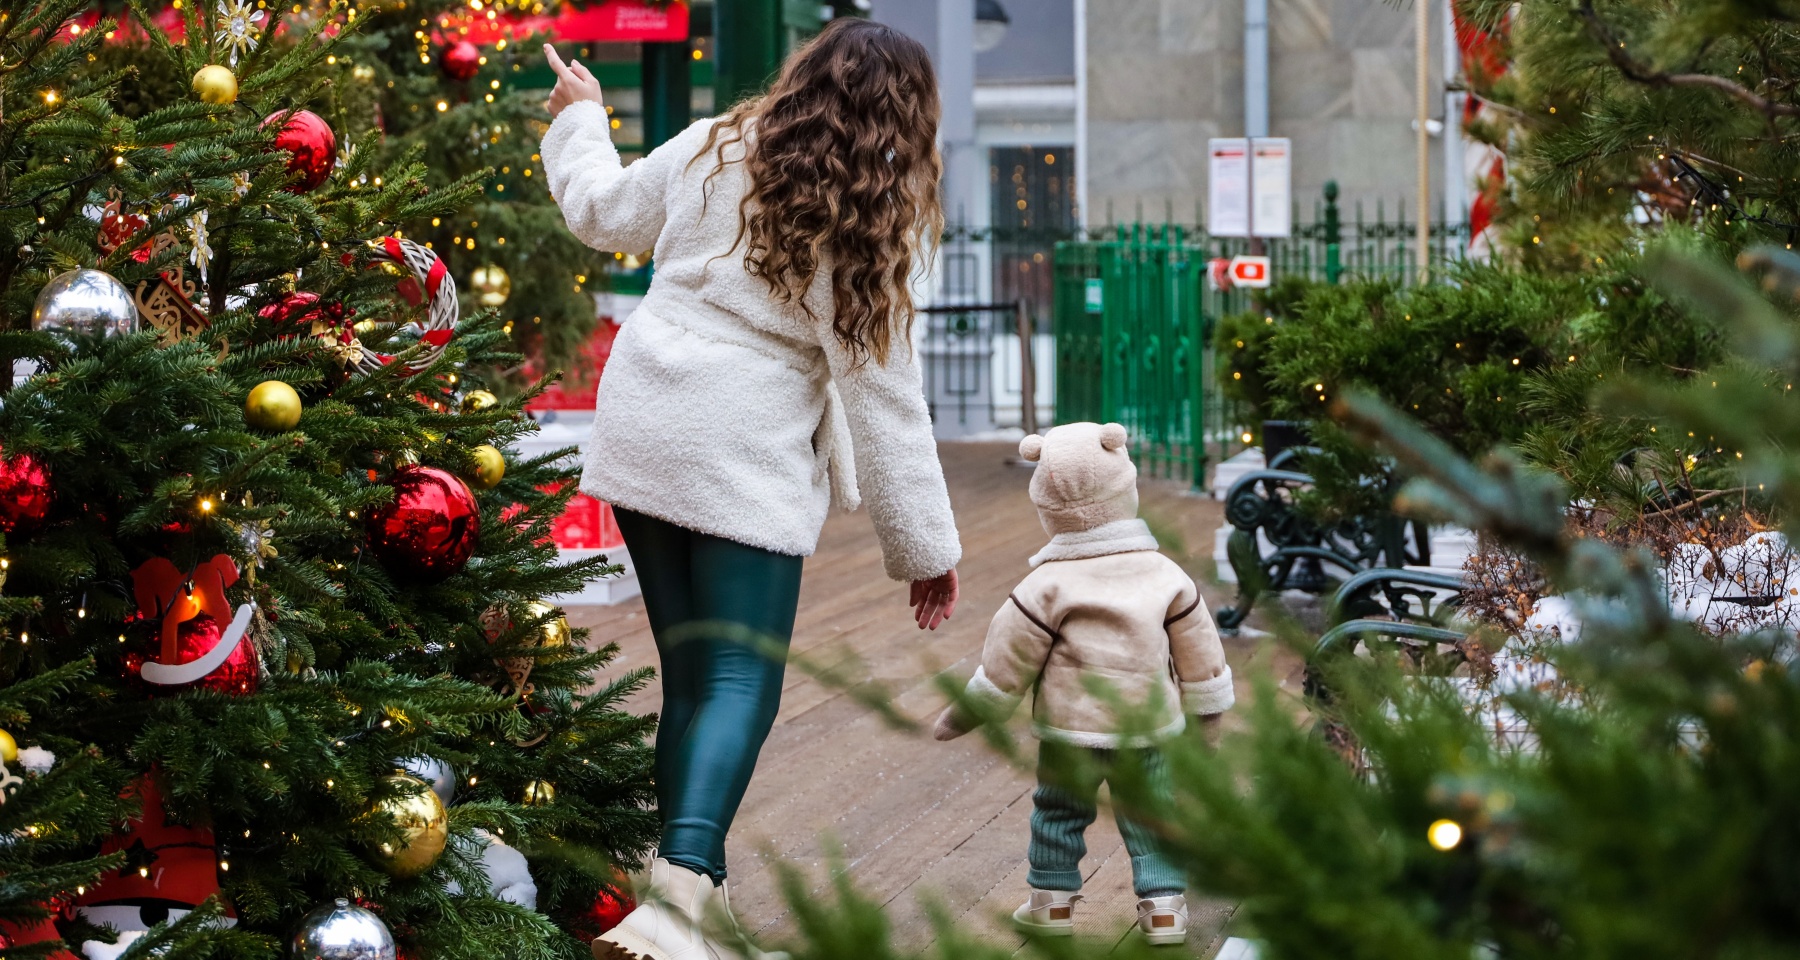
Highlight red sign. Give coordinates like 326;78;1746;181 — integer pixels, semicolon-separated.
1228;255;1271;288
451;0;688;46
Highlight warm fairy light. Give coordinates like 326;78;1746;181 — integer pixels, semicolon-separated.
437;101;449;112
200;498;215;512
118;634;126;643
381;719;392;728
468;775;478;785
1241;432;1254;444
263;761;271;769
692;48;702;60
326;778;335;788
43;90;57;105
1427;819;1463;850
220;859;230;871
18;632;26;644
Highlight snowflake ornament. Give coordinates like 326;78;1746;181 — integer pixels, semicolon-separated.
215;0;267;66
189;209;213;281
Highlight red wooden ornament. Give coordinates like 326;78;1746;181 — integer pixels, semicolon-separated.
0;445;52;534
441;40;481;81
127;555;259;694
263;109;337;193
366;466;480;583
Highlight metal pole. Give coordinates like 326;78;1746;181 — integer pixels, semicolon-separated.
1015;298;1038;436
1415;0;1430;280
714;0;782;110
642;41;692;150
1244;0;1268;138
1442;0;1466;233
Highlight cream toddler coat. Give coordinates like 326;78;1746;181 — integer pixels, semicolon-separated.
939;423;1233;747
540;105;961;581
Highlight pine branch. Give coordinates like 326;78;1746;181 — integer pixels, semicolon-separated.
1576;0;1800;118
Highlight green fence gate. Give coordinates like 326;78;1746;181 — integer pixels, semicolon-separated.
1053;224;1211;486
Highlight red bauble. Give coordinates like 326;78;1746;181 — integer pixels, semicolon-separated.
263;109;337;193
366;465;480;583
569;882;635;941
259;290;323;327
441;41;481;81
0;446;52;534
124;614;260;696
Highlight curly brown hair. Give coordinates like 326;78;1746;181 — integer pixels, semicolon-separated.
695;18;943;366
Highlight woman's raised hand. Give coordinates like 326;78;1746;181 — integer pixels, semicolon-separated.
910;568;959;631
543;44;604;119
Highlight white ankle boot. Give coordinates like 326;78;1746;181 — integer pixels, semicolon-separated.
1135;894;1188;946
1011;888;1082;937
715;880;788;960
592;858;742;960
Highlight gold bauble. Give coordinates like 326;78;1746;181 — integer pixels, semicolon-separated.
469;264;511;308
469;444;506;489
521;779;555;806
245;380;303;431
192;64;239;105
525;600;570;649
0;729;16;764
367;774;448;877
460;390;499;414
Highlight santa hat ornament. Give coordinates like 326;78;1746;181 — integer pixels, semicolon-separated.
71;775;235;960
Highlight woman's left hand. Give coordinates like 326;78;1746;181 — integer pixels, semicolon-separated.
543;44;604;118
910;568;959;631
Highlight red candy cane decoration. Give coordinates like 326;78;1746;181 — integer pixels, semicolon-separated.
360;236;458;377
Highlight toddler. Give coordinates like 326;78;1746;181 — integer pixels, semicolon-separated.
932;422;1234;945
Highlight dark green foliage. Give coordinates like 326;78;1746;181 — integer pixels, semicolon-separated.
1229;252;1732;517
0;2;654;957
1213;275;1314;437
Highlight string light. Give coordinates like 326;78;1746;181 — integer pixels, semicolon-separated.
1427;819;1463;850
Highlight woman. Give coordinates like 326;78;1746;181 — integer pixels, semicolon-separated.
540;18;962;960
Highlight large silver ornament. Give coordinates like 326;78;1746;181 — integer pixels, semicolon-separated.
32;268;139;339
291;899;396;960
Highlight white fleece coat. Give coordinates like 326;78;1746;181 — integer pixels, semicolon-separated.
540;106;961;580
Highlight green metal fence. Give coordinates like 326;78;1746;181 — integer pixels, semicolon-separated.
1053;225;1209;484
1050;185;1471;487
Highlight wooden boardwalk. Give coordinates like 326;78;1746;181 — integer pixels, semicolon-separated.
567;442;1299;956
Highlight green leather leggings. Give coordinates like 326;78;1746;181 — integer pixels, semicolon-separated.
614;508;804;882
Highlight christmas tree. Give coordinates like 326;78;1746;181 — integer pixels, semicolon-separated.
1460;0;1800;264
0;0;656;957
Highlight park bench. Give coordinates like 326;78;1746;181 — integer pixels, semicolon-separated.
1214;447;1436;630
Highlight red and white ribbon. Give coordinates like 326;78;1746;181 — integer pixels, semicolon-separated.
359;236;458;377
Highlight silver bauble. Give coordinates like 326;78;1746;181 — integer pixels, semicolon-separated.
32;268;139;339
291;899;396;960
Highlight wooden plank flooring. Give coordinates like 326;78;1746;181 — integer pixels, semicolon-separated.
566;442;1302;957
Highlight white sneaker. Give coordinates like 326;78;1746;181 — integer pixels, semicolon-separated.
1011;888;1082;937
1136;894;1188;946
592;858;742;960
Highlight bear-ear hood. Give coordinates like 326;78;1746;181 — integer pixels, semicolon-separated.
1019;422;1153;552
